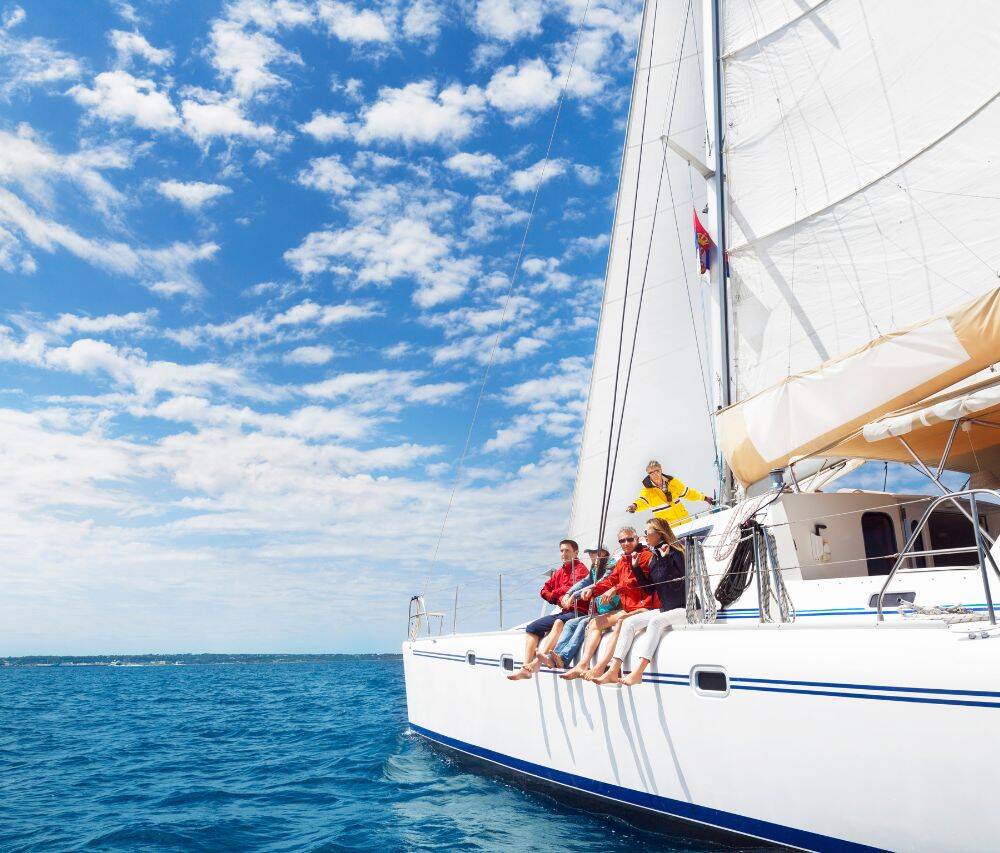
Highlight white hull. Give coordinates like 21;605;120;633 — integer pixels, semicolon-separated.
403;497;1000;851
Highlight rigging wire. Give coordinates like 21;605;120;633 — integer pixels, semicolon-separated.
596;0;661;549
420;0;594;594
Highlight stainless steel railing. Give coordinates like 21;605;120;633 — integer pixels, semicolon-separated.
876;489;1000;623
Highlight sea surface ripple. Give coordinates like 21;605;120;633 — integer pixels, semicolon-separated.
1;657;732;851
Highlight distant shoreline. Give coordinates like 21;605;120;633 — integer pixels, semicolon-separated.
1;653;403;667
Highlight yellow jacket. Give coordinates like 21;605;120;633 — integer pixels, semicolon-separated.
632;473;707;526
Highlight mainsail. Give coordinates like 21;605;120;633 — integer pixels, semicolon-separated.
717;0;1000;486
568;0;718;546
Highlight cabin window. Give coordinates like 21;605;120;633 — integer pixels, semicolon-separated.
692;666;729;697
868;591;916;608
862;512;898;576
928;512;981;567
466;651;476;666
500;655;514;672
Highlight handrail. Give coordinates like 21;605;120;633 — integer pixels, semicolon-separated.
876;489;1000;623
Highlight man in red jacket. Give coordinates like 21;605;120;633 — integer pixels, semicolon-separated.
560;526;653;681
507;539;588;681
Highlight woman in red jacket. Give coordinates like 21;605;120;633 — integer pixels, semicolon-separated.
559;526;653;681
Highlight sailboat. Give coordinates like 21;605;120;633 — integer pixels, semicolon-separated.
404;0;1000;848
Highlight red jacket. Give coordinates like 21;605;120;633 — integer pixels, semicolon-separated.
591;547;655;612
540;558;589;614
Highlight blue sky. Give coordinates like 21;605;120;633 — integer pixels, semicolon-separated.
0;0;649;654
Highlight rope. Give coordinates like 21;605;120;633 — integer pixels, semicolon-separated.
420;0;593;593
597;0;660;549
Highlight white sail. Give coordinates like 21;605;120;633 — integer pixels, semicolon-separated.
568;0;718;547
716;0;1000;484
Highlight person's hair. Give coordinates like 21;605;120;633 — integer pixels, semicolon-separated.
646;517;683;551
559;539;579;553
646;460;662;473
617;526;637;538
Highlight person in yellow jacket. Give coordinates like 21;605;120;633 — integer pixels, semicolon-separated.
626;459;714;526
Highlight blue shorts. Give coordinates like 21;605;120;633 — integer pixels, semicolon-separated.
525;611;578;637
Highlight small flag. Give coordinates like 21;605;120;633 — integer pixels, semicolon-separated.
693;209;715;275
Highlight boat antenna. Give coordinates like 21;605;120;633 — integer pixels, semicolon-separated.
421;0;594;594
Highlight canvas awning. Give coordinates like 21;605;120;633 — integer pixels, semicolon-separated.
717;286;1000;486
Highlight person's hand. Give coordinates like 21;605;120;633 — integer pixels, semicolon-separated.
580;587;594;602
599;588;616;605
560;594;574;610
626;502;637;513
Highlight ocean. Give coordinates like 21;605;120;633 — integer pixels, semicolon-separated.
1;655;731;852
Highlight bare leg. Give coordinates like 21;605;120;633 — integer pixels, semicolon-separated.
584;611;638;680
620;657;650;686
536;620;566;666
560;617;609;680
507;632;541;680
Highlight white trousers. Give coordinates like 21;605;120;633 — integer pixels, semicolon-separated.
612;607;687;663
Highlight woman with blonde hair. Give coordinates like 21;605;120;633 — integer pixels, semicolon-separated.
593;516;689;686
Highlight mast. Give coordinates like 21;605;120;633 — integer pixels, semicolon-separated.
705;0;733;502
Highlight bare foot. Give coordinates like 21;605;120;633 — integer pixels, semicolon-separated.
507;668;533;681
535;652;554;667
550;653;564;669
582;666;605;682
560;666;586;680
524;657;541;673
619;670;643;686
594;667;621;685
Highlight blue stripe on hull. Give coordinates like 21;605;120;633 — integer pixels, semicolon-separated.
408;722;883;852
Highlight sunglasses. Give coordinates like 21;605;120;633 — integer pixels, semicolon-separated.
618;536;636;544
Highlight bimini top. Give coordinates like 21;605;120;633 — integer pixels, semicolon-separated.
828;373;1000;476
717;286;1000;487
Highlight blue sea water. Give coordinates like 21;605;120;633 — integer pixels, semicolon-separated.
1;656;733;851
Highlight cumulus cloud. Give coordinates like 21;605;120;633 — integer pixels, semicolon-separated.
283;344;335;365
509;157;567;193
301;368;465;409
474;0;544;41
468;193;527;241
285;217;477;308
317;1;391;44
109;29;172;67
402;0;440;39
47;309;158;337
485;58;560;119
157;180;231;210
207;18;302;100
358;80;485;146
179;89;278;145
0;8;82;97
298;110;353;142
444;151;502;179
297;155;357;196
68;70;181;132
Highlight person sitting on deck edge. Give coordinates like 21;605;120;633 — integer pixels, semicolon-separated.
507;539;588;681
626;459;714;527
536;546;618;670
560;526;653;681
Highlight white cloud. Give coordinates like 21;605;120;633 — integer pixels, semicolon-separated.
47;309;158;337
402;0;440;39
444;151;502;179
509;157;567;193
208;18;302;100
568;232;609;257
0;9;82;97
358;80;485;146
301;369;465;408
474;0;543;41
297;155;356;196
317;1;391;44
574;163;601;185
468;193;527;241
140;241;220;298
109;29;172;67
68;70;181;132
168;299;379;347
283;344;335;365
285;217;477;307
224;0;315;31
298;110;353;141
180;91;278;145
157;180;232;210
485;58;559;118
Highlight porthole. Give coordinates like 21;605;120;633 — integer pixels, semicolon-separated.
692;666;729;697
500;654;514;672
466;651;476;666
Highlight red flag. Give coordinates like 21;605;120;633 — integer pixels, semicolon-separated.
693;209;715;275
